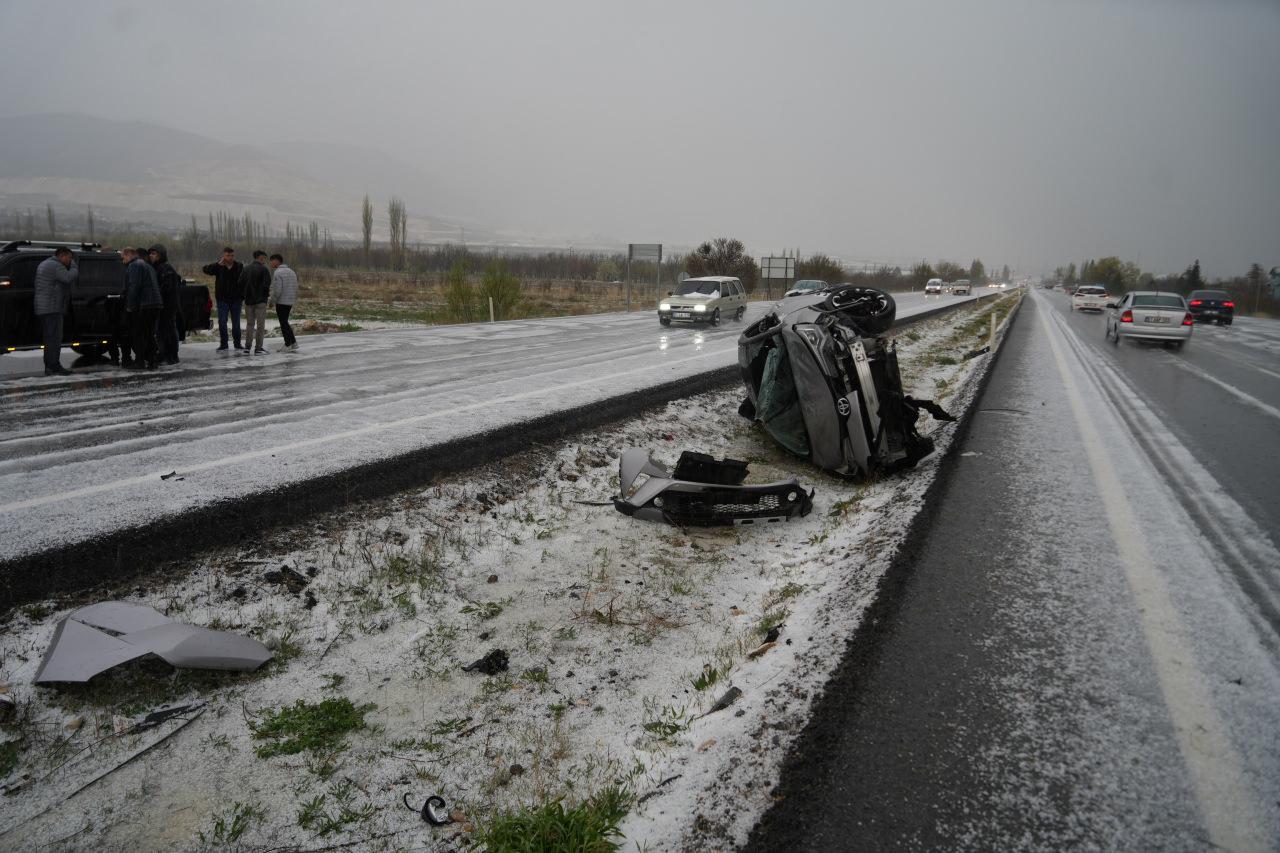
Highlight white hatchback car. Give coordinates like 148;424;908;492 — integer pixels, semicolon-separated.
1105;291;1192;349
924;278;943;295
1071;285;1110;312
658;276;747;326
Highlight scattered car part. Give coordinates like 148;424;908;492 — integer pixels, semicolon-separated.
403;793;452;825
32;602;272;683
738;284;954;478
614;448;813;527
707;686;743;715
461;649;509;675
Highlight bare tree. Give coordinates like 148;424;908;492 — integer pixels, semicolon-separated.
361;194;373;258
46;203;56;237
388;197;407;269
86;205;95;242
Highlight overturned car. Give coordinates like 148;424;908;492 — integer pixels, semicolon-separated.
738;285;953;478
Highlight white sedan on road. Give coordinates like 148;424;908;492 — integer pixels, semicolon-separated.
1105;291;1193;349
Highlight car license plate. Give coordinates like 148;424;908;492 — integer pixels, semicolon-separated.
1204;310;1218;315
673;312;691;319
1145;316;1169;324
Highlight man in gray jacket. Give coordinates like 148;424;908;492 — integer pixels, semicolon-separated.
34;247;78;376
268;253;299;352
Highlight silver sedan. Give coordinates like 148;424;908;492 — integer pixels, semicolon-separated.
1104;291;1192;349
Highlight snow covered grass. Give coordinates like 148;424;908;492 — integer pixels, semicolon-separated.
0;294;1020;851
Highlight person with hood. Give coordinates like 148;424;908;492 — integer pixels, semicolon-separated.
268;253;299;352
33;246;78;376
122;247;162;369
202;246;244;351
238;249;272;354
149;244;182;365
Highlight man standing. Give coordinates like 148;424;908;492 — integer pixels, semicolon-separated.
203;246;244;351
239;250;272;355
33;247;78;376
268;253;299;352
122;247;162;369
149;244;181;365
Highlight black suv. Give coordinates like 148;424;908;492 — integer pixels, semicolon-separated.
1186;289;1235;326
0;239;212;360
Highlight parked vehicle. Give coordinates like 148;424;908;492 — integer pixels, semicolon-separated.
924;278;943;295
952;279;972;295
1186;289;1235;325
784;279;828;298
0;239;212;358
1105;291;1192;348
658;276;747;326
1071;285;1109;312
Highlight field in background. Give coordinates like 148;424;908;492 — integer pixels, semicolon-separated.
176;266;798;326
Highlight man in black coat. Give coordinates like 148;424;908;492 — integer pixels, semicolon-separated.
149;244;182;365
238;250;273;354
202;246;245;351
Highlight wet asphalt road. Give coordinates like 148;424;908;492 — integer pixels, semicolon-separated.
747;291;1280;850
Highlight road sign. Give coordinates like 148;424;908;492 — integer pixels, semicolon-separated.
625;244;663;310
760;256;795;280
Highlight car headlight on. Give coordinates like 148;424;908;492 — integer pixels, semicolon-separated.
659;302;670;311
694;304;706;312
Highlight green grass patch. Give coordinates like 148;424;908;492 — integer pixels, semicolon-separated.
249;697;374;759
477;785;634;853
296;780;375;837
198;801;263;846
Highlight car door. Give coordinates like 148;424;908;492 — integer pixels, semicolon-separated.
0;255;45;350
72;254;122;342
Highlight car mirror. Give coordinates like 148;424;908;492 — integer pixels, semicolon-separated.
1106;302;1117;309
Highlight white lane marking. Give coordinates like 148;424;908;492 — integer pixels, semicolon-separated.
1037;299;1267;851
1163;355;1280;422
1181;337;1280;382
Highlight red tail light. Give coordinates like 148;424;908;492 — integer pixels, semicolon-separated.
1120;309;1133;323
1223;301;1235;308
1182;313;1193;326
1189;300;1202;306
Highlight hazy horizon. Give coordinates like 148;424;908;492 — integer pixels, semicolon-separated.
4;0;1278;277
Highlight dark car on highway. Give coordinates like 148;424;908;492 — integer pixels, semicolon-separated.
1186;289;1235;326
0;239;212;360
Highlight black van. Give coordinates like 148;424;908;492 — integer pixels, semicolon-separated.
0;239;212;359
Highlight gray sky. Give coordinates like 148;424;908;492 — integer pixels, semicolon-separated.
7;0;1279;275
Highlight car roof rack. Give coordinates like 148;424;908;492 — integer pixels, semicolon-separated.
0;239;104;253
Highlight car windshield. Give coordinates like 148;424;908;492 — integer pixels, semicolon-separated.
1190;290;1231;301
1131;294;1184;308
1077;287;1105;295
792;280;825;291
676;280;722;296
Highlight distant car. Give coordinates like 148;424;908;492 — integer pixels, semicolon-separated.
1105;291;1192;349
658;276;747;326
924;278;943;295
784;279;828;298
1186;289;1235;325
952;279;972;295
1071;285;1109;312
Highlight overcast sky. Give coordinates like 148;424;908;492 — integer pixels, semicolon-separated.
6;0;1278;275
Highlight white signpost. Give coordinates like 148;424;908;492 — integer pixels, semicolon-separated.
626;243;662;310
759;256;796;299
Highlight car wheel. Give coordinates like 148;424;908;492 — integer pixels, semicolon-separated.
1111;326;1120;346
735;306;745;321
710;308;721;327
659;317;671;327
1167;340;1184;350
71;343;104;360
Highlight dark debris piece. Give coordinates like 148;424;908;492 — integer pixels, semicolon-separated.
461;649;509;675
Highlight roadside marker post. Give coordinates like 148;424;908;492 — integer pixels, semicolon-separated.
489;297;495;323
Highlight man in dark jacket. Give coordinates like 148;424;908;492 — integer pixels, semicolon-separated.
239;250;272;354
202;246;244;351
122;247;162;369
33;247;78;376
149;244;182;365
